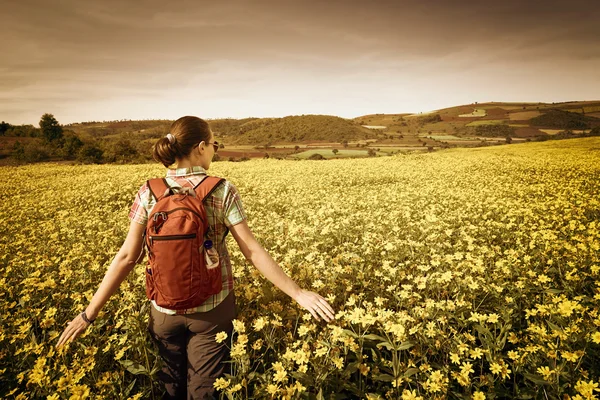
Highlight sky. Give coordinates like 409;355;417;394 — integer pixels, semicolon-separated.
2;0;600;125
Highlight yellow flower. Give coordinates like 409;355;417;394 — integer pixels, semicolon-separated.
537;366;554;381
298;324;310;337
267;384;279;395
332;357;344;370
557;299;578;317
473;391;486;400
359;363;370;376
490;362;502;375
253;317;267;332
230;343;246;358
227;384;242;394
486;313;499;324
460;362;474;376
401;389;423;400
213;377;230;390
470;348;483;360
591;331;600;344
561;351;580;362
215;331;228;344
450;352;461;364
273;369;287;383
575;379;599;398
232;319;246;333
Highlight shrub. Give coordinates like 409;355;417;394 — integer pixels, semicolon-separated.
12;139;50;163
77;143;104;164
60;132;84;160
102;138;140;164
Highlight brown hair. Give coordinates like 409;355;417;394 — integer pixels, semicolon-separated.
152;116;212;167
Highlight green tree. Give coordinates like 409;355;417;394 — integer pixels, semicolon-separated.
0;121;13;136
332;148;339;155
39;113;63;143
12;139;50;163
103;138;139;163
77;143;104;164
61;133;84;159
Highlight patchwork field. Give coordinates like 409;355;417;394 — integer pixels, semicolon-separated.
509;111;542;121
1;137;600;399
465;120;505;127
458;109;487;117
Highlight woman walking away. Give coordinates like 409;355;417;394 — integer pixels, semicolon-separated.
56;116;335;399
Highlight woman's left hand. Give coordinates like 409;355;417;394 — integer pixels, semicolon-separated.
56;313;90;348
294;289;336;322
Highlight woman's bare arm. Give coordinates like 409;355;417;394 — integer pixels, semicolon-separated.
230;220;335;322
56;220;146;347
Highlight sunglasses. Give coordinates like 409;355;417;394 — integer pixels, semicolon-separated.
194;140;220;153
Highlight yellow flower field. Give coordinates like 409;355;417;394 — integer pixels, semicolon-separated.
1;138;599;399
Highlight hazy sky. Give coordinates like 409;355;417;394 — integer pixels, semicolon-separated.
2;0;600;125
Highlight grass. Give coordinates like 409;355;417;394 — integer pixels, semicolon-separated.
466;120;505;127
419;135;463;141
289;149;374;159
458;109;487;117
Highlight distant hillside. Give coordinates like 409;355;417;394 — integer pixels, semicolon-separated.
64;115;375;145
3;100;600;165
213;115;375;144
67;120;172;141
529;109;600;129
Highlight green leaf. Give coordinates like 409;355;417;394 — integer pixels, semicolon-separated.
547;321;564;334
125;378;137;396
316;388;324;400
396;341;415;351
403;368;419;377
343;329;358;339
373;373;395;382
119;360;147;375
376;341;394;351
345;362;358;374
363;334;388;342
524;373;550;386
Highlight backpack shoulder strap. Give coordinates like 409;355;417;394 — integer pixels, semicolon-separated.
147;178;171;202
193;176;226;201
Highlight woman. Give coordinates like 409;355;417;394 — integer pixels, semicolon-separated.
56;116;335;399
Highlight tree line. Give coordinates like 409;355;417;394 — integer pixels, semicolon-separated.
3;114;153;164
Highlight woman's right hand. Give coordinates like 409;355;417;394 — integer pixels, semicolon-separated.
294;289;335;322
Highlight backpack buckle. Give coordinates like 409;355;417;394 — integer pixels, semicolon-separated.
153;212;168;234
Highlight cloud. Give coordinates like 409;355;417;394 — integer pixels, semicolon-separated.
1;0;599;123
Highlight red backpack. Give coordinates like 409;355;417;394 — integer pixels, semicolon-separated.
144;176;225;310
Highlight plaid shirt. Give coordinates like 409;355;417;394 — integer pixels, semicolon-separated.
129;166;246;314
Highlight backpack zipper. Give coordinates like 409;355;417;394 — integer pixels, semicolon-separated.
165;207;203;219
149;233;197;245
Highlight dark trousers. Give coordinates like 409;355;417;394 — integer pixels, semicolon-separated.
148;292;236;400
